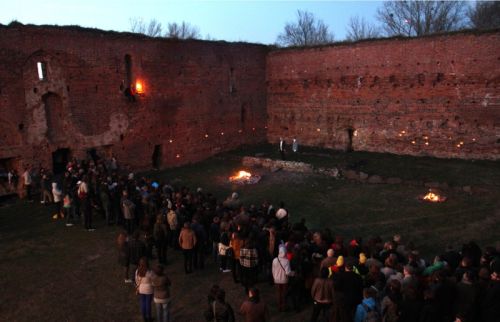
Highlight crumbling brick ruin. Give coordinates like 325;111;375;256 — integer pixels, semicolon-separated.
0;24;499;195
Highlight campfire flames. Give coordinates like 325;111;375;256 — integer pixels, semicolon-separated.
229;170;260;184
422;190;447;203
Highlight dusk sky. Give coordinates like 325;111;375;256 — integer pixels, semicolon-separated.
1;0;384;44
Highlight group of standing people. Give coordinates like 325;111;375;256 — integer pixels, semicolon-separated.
16;153;500;322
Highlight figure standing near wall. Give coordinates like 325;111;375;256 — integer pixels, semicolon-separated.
22;166;33;201
292;139;298;153
279;137;286;160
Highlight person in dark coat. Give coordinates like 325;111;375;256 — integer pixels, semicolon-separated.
117;231;131;283
333;257;364;318
128;230;146;282
480;260;500;322
204;288;235;322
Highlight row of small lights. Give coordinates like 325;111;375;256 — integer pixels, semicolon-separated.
169;126;267;159
396;131;476;148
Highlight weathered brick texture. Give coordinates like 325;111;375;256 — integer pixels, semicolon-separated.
0;25;499;182
266;32;500;160
0;24;268;172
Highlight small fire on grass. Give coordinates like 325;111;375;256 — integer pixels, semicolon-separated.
229;170;261;185
420;189;447;203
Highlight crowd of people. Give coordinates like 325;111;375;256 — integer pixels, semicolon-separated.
18;154;500;322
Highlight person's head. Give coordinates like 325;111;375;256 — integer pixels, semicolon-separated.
183;222;190;229
248;287;260;302
153;264;164;276
327;249;334;258
363;286;377;299
116;231;127;247
137;257;149;277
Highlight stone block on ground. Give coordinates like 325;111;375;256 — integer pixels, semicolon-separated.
386;177;403;184
343;170;359;181
367;175;384;184
359;172;369;180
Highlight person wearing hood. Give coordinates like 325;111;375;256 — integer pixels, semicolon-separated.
272;246;292;312
354;287;380;322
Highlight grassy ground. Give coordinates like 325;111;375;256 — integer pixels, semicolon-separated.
1;145;499;321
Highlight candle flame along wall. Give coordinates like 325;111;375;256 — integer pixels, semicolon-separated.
135;81;145;94
266;31;500;160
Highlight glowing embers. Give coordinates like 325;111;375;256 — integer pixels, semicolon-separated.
420;189;447;203
228;170;261;185
135;80;145;94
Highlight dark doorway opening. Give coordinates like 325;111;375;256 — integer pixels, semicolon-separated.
346;128;354;152
52;148;71;174
87;148;99;163
152;145;162;169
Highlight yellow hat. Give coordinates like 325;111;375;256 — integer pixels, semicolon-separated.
359;253;367;264
336;255;344;267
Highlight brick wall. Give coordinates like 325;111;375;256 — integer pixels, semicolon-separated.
266;32;500;160
0;24;268;172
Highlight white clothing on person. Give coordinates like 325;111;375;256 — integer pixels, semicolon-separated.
272;247;291;284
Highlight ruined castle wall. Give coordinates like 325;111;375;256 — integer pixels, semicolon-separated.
0;25;268;172
266;32;500;160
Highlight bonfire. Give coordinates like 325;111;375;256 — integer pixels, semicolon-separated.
228;170;261;185
421;189;447;203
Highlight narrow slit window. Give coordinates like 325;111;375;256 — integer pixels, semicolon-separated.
37;62;47;80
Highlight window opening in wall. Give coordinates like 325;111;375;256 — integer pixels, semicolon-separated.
52;148;71;175
125;55;132;87
37;62;47;80
152;145;162;169
124;54;136;101
346;128;355;152
241;104;246;124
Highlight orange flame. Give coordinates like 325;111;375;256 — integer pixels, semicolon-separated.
229;170;252;181
135;81;145;94
423;190;446;202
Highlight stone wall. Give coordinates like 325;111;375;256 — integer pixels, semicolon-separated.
0;24;268;172
266;31;500;160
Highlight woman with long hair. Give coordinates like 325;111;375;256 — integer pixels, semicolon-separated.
136;257;154;322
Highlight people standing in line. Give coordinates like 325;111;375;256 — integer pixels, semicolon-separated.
151;264;172;322
136;257;154;322
179;222;197;274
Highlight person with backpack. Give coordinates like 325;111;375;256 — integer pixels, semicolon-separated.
354;287;380;322
272;246;292;312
